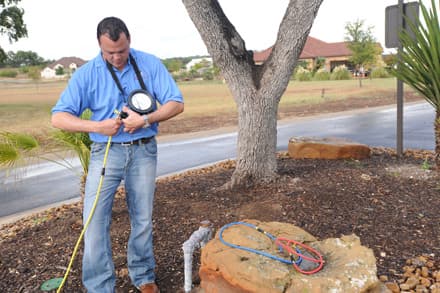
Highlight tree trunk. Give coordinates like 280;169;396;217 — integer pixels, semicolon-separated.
228;91;279;187
182;0;323;188
435;111;440;169
80;173;86;201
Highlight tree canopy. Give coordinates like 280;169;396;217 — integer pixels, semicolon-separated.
4;50;45;67
344;19;381;71
0;0;27;63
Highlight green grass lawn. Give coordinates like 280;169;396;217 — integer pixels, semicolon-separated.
0;77;413;141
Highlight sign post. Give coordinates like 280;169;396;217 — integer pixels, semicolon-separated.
396;0;404;157
385;1;419;157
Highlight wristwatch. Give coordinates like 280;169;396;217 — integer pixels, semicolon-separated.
142;114;150;128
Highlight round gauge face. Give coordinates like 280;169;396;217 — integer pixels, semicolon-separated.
131;92;152;110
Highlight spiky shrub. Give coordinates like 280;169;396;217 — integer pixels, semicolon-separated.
294;66;312;81
370;67;390;79
313;68;331;81
391;0;440;168
330;65;352;80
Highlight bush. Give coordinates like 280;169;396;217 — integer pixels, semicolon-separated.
0;69;18;78
313;69;330;81
370;67;390;78
19;67;29;74
330;65;351;80
294;66;312;81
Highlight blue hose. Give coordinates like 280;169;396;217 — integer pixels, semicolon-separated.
218;221;302;265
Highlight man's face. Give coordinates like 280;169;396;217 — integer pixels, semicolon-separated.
99;32;130;70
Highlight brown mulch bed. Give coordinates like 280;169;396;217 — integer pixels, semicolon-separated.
0;148;439;292
1;92;439;292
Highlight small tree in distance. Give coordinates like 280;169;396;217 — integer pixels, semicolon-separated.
344;19;381;87
27;66;41;90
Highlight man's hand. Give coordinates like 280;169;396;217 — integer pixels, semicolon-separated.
98;117;123;136
120;106;145;134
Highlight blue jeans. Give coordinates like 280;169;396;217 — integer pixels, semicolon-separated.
82;138;157;292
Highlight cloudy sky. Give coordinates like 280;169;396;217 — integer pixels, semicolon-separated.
1;0;434;60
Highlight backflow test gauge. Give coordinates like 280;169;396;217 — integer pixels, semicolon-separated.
106;54;155;117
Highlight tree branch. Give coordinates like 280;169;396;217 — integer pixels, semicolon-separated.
182;0;255;87
261;0;323;97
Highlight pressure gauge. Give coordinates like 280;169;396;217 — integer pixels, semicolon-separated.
127;89;155;114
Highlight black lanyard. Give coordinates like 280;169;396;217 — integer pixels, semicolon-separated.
106;54;148;96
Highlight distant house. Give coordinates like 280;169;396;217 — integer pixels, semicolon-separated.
41;57;86;79
253;36;383;72
185;57;213;71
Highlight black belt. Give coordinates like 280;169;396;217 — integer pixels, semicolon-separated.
114;137;153;146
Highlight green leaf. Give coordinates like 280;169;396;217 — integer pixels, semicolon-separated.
391;0;440;107
50;108;93;175
1;132;39;150
0;143;19;167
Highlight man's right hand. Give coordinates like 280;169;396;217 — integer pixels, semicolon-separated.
98;118;123;136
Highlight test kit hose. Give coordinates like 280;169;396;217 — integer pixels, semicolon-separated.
55;135;113;292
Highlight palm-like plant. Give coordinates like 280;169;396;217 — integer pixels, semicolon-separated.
51;109;92;198
391;0;440;168
0;132;39;168
1;110;93;198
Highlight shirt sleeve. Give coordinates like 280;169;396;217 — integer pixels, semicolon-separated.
148;56;184;106
51;70;89;116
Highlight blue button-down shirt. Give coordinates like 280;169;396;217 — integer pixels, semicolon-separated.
52;48;183;143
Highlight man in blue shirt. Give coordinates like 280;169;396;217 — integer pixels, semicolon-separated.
52;16;184;293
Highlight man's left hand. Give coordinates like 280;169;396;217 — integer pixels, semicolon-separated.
121;106;144;133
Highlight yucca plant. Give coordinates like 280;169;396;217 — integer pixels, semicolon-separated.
391;0;440;168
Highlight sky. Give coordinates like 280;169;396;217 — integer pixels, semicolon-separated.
0;0;435;61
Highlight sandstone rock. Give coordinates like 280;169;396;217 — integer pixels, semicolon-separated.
385;282;400;293
288;136;371;160
392;255;439;293
199;219;382;293
405;276;419;289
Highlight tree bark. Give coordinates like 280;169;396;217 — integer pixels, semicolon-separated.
435;111;440;169
182;0;323;188
230;89;279;187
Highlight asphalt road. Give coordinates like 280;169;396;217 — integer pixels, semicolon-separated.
0;101;434;223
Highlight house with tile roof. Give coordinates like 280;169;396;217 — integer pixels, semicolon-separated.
253;36;383;72
41;56;86;79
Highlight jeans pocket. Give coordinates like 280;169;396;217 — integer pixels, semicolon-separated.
90;143;106;155
143;139;157;156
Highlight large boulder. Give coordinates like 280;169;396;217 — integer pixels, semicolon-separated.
199;220;386;293
288;136;371;160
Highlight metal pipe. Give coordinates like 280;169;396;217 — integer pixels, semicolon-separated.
182;220;213;292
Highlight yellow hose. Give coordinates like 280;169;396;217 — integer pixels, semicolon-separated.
56;135;113;292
